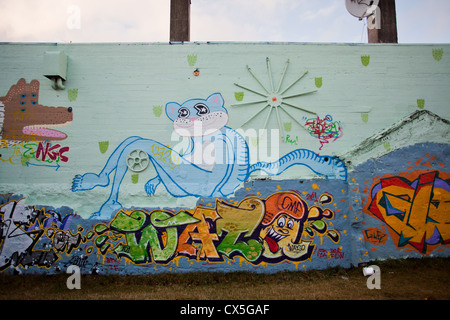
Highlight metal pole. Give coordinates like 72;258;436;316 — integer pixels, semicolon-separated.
368;0;398;43
170;0;191;42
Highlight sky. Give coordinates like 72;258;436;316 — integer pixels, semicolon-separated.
0;0;449;44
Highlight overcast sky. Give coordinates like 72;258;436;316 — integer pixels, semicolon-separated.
0;0;449;44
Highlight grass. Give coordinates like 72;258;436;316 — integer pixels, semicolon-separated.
0;257;449;300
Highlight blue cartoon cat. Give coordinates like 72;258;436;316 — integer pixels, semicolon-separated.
72;93;347;219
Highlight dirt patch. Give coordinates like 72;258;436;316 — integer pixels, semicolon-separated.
0;257;449;300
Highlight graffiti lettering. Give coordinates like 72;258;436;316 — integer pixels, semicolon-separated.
363;227;388;245
316;248;344;259
364;170;450;254
177;207;221;260
285;134;298;145
109;209;198;264
0;140;70;166
280;195;307;219
306;192;318;202
286;243;308;255
47;227;86;254
35;142;69;163
66;255;88;268
151;144;180;170
1;191;341;273
86;192;340;267
0;199;80;271
215;198;265;262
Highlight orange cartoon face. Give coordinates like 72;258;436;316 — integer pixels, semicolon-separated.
259;192;308;258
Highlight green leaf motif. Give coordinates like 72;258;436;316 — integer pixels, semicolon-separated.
361;113;369;123
283;122;292;132
99;141;109;154
153;105;163;117
68;88;78;102
417;99;425;110
315;77;322;88
361;55;370;67
432;48;443;61
234;92;244;101
187;54;197;67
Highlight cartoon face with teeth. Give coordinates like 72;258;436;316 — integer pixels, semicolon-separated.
259;192;309;259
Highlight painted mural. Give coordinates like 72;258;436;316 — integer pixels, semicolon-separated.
93;191;339;265
0;78;72;143
363;170;450;255
231;57;318;142
0;190;341;274
0;197;84;271
0;43;449;276
0;140;70;169
71;93;347;220
0;78;72;168
355;143;450;260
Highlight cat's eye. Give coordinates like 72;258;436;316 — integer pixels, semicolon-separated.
20;94;26;98
31;101;37;105
178;107;190;118
194;103;209;115
31;93;37;97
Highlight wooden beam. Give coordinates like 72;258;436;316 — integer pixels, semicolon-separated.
368;0;398;43
170;0;191;42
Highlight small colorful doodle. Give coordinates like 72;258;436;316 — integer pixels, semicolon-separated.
304;115;343;150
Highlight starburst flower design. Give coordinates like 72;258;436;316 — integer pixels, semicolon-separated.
232;57;318;141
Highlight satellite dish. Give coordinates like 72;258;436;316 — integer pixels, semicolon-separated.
345;0;379;20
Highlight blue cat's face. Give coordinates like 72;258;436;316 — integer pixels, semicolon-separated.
165;93;229;137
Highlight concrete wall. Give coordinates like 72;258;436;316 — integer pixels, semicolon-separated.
0;42;449;274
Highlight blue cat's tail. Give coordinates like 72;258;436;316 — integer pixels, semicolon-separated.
248;149;347;181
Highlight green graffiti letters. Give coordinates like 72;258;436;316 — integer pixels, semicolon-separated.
109;209;199;263
88;192;340;267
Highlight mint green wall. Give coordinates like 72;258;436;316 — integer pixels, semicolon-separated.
0;43;449;274
1;43;448;216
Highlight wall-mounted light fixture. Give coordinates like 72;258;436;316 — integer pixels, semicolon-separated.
43;51;68;90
